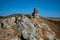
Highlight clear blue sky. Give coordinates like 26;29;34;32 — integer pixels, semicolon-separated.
0;0;60;17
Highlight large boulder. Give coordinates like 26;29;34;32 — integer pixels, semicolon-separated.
14;15;38;40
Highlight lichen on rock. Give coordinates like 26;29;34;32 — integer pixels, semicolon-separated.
0;14;59;40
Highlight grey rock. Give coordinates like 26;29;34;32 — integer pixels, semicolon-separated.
1;14;57;40
11;36;21;40
39;23;51;30
22;29;29;39
46;32;56;40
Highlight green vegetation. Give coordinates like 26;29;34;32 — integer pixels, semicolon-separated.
0;13;31;19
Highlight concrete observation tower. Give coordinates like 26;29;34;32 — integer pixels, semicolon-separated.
32;8;39;18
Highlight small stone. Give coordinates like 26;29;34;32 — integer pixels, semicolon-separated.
11;36;21;40
22;29;29;39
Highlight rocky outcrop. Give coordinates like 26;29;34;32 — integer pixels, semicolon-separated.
0;15;59;40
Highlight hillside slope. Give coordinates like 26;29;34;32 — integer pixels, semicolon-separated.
0;14;60;40
31;17;60;38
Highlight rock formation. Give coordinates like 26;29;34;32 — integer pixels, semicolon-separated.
0;14;59;40
0;8;60;40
